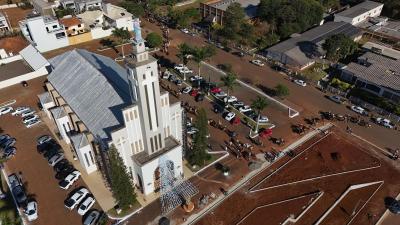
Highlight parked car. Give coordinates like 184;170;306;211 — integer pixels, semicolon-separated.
0;107;13;115
1;138;16;149
189;75;203;82
329;95;343;104
64;188;89;210
3;146;16;159
11;107;30;116
190;89;199;97
24;200;38;221
21;110;35;118
182;86;192;94
294;79;306;87
48;153;64;167
174;64;186;70
162;70;172;79
180;28;189;34
376;118;395;129
213;104;225;114
56;165;76;180
239;105;252;113
59;171;81;190
350;106;367;115
253;115;269;123
36;135;53;145
187;127;199;135
174;79;183;86
232;101;245;108
244;110;257;118
210;87;222;94
78;196;96;216
54;159;70;172
44;148;62;160
224;96;237;103
195;94;205;102
214;91;227;98
224;112;236;121
234;51;245;57
22;114;39;124
179;67;193;74
25;119;41;128
83;210;101;225
13;185;27;206
0;134;10;143
251;59;264;67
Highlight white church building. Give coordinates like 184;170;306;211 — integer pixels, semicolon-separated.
38;19;184;195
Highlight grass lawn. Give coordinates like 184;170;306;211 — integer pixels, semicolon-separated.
0;172;21;225
301;63;328;82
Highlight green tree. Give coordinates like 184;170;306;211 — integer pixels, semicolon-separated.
112;27;131;58
177;43;193;80
275;84;290;98
219;2;246;42
220;73;239;96
322;34;358;62
251;96;268;132
169;7;200;28
191;45;216;76
119;1;145;17
187;108;210;167
145;32;162;48
108;145;136;210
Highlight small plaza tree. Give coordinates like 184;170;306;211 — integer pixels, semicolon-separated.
145;32;163;48
251;96;269;133
186;108;211;167
220;72;239;96
112;27;131;59
177;43;192;80
191;45;216;76
108;145;137;210
275;84;289;99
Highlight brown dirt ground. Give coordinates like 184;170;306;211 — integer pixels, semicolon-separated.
0;7;31;28
195;128;400;225
0;36;28;53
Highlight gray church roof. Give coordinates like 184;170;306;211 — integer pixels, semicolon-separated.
48;49;133;141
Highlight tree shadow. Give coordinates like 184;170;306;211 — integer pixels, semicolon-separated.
256;84;276;96
153;54;175;68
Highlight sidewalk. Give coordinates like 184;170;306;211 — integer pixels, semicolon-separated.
40;112;116;211
183;123;332;225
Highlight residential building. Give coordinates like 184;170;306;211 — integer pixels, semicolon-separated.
0;12;10;32
340;51;400;103
60;16;85;36
102;3;133;31
60;0;102;13
362;42;400;60
200;0;259;25
266;22;362;70
334;0;383;25
39;19;184;195
357;17;400;42
31;0;59;17
19;15;69;53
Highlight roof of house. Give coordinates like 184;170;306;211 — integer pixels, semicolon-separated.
362;42;400;60
48;49;134;141
70;133;90;150
19;44;49;71
103;3;132;20
38;92;53;105
267;22;361;67
59;17;82;27
336;1;383;18
344;52;400;91
50;106;67;119
77;10;103;27
205;0;260;18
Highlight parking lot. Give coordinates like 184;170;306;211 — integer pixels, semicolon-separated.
0;77;99;225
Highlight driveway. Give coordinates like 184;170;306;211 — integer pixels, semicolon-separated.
0;78;95;225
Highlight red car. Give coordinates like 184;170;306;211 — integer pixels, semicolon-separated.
259;128;273;138
211;87;222;94
190;89;199;97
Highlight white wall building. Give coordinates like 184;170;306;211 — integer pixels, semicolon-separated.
19;15;69;53
0;12;10;32
334;0;383;25
60;0;102;13
39;19;184;195
102;3;133;31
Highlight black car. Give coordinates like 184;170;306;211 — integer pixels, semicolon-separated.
37;140;60;154
213;104;225;114
234;51;245;57
195;94;205;102
44;148;61;160
12;185;27;206
56;165;75;180
54;159;70;172
244;110;257;118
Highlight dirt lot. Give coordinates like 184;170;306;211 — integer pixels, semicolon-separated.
0;7;31;28
195;128;400;225
0;36;28;54
0;78;98;225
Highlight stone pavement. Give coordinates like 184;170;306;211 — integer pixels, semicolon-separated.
40;112;116;211
183;123;333;225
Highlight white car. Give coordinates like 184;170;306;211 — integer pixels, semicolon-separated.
180;28;189;34
239;105;252;113
174;64;186;70
182;86;192;94
21;110;35;117
224;112;236;121
350;106;366;115
162;70;172;79
189;75;202;82
0;107;13;115
179;67;193;74
24;200;38;221
187;127;199;135
23;114;39;124
329;95;343;104
59;171;81;190
294;79;306;87
64;188;89;210
256;115;269;123
25;119;41;128
48;153;64;166
224;96;238;103
214;91;227;98
251;59;264;67
77;196;96;216
11;107;30;116
376;118;394;129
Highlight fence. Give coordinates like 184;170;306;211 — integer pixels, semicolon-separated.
0;55;22;65
0;67;48;89
349;96;400;122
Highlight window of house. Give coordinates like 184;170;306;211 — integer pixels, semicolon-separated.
84;153;91;167
139;139;143;150
46;27;49;32
89;151;95;165
134;110;138;119
130;111;134;121
143;74;146;80
135;141;139;153
131;143;134;154
151;71;154;76
150;137;154;153
78;24;82;28
125;112;130;122
53;25;58;29
158;134;162;148
154;135;158;150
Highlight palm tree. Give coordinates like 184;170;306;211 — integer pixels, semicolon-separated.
177;43;192;80
112;28;131;59
192;45;216;76
220;73;238;96
251;96;268;134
